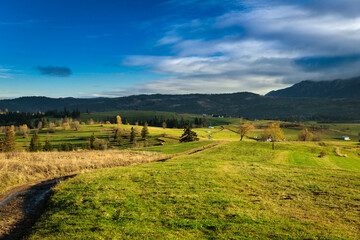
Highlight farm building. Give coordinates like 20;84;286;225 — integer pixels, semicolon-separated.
342;136;350;141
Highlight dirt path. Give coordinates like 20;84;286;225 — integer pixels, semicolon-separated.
0;142;222;240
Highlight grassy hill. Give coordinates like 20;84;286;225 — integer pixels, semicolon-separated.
1;117;360;152
27;141;360;239
1;119;360;239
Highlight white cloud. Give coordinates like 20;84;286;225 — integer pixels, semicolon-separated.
0;67;12;79
100;0;360;97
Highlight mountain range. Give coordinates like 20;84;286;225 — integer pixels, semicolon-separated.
1;76;360;121
266;76;360;98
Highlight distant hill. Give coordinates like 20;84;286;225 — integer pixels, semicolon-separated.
2;92;360;121
266;76;360;98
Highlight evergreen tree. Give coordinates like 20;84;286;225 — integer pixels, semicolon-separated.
130;127;137;144
90;133;96;149
114;128;123;145
29;133;41;152
141;122;149;141
179;122;199;142
42;118;49;128
43;139;53;151
2;126;16;152
0;137;3;152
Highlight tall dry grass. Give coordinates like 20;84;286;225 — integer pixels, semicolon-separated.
0;150;164;196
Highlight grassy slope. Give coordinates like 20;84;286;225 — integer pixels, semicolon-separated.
1;124;236;151
28;141;360;239
2;116;360;151
133;141;214;155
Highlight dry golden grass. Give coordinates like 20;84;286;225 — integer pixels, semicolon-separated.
0;150;164;196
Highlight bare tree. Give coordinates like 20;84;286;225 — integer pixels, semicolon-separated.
19;124;30;138
71;121;81;131
238;122;254;141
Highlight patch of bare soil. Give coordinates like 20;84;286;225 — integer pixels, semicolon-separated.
0;176;75;240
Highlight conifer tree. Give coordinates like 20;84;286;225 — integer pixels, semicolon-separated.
90;133;97;149
2;126;16;152
42;118;49;128
43;139;53;151
29;133;41;152
0;137;3;152
130;127;136;144
114;128;123;145
141;122;149;141
179;122;199;142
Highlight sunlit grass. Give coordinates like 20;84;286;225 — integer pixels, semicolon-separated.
27;141;360;239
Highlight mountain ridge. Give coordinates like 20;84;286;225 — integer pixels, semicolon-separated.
1;92;360;121
266;76;360;98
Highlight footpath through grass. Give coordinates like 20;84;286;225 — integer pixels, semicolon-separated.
133;141;214;155
27;141;360;239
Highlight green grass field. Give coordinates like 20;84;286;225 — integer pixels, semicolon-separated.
2;112;360;152
133;141;214;155
0;111;360;239
2;112;360;239
27;140;360;239
78;110;238;126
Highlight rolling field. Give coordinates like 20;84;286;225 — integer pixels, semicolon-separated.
1;113;360;239
26;141;360;239
78;111;238;126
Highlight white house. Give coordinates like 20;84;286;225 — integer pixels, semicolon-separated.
342;136;350;141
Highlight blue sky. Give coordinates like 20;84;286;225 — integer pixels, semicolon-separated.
1;0;360;98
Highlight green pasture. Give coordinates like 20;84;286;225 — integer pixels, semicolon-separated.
78;110;238;126
27;141;360;239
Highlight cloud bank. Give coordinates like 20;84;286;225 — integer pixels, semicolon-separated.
36;66;72;77
99;0;360;96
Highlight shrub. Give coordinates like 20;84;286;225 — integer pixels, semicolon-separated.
58;143;75;152
319;150;326;158
312;135;322;142
298;128;313;141
48;123;56;133
71;121;81;131
43;140;53;152
93;139;109;150
82;142;91;150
